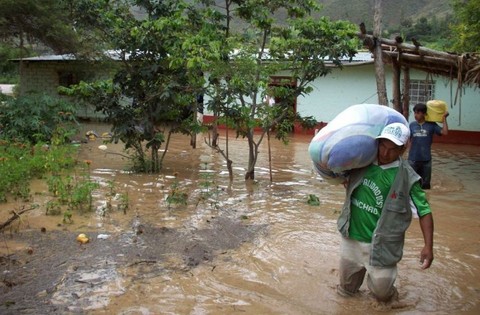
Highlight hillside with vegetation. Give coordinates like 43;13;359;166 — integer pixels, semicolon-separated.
317;0;452;27
315;0;454;49
1;0;476;84
193;0;455;50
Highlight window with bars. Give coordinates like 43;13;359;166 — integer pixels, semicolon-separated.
58;71;94;88
405;80;435;106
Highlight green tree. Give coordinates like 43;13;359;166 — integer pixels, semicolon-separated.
0;0;79;55
0;0;129;58
389;14;454;50
194;0;358;180
0;0;127;82
64;0;358;180
63;0;206;173
0;44;21;83
450;0;480;53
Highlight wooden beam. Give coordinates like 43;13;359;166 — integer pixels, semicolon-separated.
382;51;459;68
357;30;480;88
358;33;462;63
402;67;410;120
391;57;402;113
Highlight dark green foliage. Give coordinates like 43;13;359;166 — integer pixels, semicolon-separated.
0;142;34;202
0;44;20;83
0;0;79;54
0;142;78;202
62;1;206;173
197;0;359;180
387;15;455;50
0;94;79;144
449;0;480;53
307;194;320;206
318;0;452;30
0;0;131;68
47;170;100;213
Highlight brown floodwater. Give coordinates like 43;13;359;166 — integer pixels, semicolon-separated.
1;123;479;315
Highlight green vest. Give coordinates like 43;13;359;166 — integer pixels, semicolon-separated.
337;158;420;267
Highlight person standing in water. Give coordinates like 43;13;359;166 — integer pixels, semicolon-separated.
408;103;449;189
337;123;434;303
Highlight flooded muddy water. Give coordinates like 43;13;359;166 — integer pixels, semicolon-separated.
1;123;479;315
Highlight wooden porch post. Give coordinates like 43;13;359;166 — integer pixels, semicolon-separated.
373;0;388;105
402;67;411;120
392;58;402;113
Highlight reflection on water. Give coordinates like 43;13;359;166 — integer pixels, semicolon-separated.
1;123;480;314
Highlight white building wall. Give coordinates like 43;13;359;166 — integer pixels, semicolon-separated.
404;69;480;132
202;61;479;132
297;64;378;124
300;64;480;132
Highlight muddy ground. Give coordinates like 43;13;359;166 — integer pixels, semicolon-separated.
0;214;266;314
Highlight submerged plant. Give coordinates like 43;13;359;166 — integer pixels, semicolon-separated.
118;192;129;214
0;141;78;203
63;209;73;224
0;94;78;144
44;158;99;217
307;194;320;206
45;200;62;216
70;180;100;212
196;162;221;209
166;173;188;209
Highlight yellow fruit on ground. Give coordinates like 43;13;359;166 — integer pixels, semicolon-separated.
76;233;89;244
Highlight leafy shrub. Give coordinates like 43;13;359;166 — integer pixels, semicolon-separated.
0;94;79;144
0;141;79;202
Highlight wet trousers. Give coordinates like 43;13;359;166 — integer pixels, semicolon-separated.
338;236;397;302
408;159;432;189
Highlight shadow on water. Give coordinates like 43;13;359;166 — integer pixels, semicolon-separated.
0;122;479;314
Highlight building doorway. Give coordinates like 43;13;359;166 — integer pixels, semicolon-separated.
268;76;297;113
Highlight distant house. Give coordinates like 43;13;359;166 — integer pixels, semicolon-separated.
203;51;480;145
11;53;120;119
290;52;480;145
12;52;480;145
0;84;14;96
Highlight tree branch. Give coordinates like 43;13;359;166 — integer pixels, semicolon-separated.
0;205;37;232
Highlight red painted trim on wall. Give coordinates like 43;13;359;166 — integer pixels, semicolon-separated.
203;116;215;124
431;130;480;146
203;115;480;145
303;123;480;145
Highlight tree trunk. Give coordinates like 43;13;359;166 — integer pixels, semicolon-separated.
245;131;256;180
212;118;219;148
159;130;172;171
373;0;388;105
402;67;411;120
151;145;157;173
392;58;402;113
225;118;233;182
267;129;273;182
190;107;198;149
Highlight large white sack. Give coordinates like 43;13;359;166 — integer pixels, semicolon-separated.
308;104;408;184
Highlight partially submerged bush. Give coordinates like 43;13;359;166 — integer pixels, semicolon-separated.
0;141;78;202
0;93;78;144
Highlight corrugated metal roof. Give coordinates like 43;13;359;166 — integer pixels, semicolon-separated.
12;50;373;64
347;51;373;62
10;50;125;62
15;54;77;61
